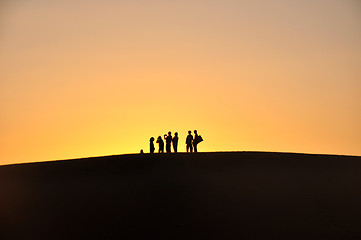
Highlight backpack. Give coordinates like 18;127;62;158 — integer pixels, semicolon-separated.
198;135;203;143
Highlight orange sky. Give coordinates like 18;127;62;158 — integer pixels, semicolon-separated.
1;0;360;165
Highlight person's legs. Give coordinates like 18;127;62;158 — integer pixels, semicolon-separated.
187;144;192;152
193;143;197;153
167;144;171;153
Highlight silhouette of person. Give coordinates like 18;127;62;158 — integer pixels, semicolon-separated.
186;130;193;153
172;132;179;153
164;131;172;153
193;130;200;153
156;136;164;153
149;137;155;153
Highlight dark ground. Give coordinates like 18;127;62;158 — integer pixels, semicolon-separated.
0;152;361;240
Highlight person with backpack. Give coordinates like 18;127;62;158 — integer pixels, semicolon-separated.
193;130;203;153
186;130;193;153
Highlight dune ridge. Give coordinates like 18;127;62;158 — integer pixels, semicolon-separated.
1;152;360;239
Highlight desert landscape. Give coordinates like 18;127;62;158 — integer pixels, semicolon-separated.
2;2;360;239
1;152;361;239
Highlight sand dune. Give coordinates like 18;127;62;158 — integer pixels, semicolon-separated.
1;152;360;239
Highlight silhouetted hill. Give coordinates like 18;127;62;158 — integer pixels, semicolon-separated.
1;152;361;239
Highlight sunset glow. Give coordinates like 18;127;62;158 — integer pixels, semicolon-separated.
1;0;360;165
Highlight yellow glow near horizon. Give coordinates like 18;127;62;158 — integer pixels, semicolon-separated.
1;0;360;165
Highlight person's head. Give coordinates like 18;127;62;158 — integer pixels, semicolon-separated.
175;132;178;136
158;136;162;140
168;131;171;135
188;130;191;134
150;137;154;142
194;130;198;134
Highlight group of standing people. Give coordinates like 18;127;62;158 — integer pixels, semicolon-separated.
149;130;203;153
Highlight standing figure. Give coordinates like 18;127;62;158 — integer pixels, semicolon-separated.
186;130;193;153
164;131;172;153
172;132;179;153
193;130;199;153
149;137;155;153
156;136;164;153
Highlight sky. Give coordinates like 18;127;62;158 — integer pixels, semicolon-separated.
1;0;360;165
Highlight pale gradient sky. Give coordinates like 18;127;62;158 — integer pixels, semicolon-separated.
1;0;360;165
